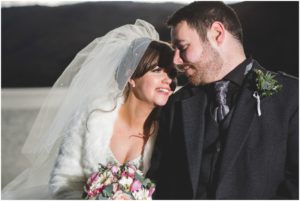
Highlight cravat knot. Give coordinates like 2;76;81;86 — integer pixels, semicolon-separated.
214;80;230;122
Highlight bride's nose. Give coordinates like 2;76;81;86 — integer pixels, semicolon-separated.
162;72;172;84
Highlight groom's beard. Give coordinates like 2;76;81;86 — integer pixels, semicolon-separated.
185;43;223;86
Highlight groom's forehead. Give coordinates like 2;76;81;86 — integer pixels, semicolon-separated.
170;28;185;46
171;21;198;39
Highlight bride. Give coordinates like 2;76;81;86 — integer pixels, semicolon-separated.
2;19;176;199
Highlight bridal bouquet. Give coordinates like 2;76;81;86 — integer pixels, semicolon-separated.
83;162;155;200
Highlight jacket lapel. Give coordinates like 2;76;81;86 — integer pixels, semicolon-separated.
218;65;260;182
181;87;207;197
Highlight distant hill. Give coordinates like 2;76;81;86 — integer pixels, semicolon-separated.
2;1;299;87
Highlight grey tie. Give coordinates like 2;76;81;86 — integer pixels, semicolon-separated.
214;80;230;123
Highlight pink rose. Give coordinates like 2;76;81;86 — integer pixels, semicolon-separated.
87;172;99;185
127;167;136;178
111;165;119;175
148;187;155;197
121;171;127;177
111;190;133;200
112;183;119;192
87;185;103;197
130;180;142;192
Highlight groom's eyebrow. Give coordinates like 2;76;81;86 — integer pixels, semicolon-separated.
172;39;186;49
172;39;183;48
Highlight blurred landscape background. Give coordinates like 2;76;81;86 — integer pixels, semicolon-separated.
1;1;299;189
2;1;299;88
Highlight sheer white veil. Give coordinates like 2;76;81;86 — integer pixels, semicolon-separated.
2;19;159;199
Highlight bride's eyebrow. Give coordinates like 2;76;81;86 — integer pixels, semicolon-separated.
149;64;159;70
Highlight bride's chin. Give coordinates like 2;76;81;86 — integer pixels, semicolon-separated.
154;99;169;107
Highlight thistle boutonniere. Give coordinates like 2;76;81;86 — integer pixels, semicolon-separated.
252;69;282;116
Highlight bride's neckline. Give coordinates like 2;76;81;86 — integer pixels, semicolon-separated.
107;146;142;165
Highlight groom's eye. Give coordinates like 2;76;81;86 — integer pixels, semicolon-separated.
178;46;187;53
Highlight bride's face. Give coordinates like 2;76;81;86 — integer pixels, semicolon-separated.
130;66;173;107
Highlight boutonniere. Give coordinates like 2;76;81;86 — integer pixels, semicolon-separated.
252;69;282;116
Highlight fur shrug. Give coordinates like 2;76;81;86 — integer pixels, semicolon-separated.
49;99;157;199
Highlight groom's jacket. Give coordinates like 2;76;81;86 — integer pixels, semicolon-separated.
147;60;298;199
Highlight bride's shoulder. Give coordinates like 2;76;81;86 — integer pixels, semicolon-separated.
68;109;89;127
65;96;122;138
85;107;119;131
86;96;123;127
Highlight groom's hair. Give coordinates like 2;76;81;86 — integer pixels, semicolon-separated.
167;1;243;44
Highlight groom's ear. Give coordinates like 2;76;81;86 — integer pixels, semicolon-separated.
207;21;225;46
129;79;136;88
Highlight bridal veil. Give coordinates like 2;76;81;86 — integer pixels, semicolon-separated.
2;19;159;199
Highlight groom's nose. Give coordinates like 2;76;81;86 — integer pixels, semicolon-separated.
173;49;184;65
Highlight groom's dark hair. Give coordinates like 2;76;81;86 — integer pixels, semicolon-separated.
167;1;243;44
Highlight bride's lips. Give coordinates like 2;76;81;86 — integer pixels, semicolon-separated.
156;87;173;96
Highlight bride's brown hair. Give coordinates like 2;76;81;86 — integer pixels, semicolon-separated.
123;40;177;100
123;40;176;158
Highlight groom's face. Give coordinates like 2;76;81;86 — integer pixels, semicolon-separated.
171;20;223;85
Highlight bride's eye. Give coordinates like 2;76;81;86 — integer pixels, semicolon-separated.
151;66;162;73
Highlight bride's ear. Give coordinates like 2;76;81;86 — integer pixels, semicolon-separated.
129;79;136;88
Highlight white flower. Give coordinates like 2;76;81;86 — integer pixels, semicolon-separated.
128;166;136;175
111;190;133;200
119;176;133;191
132;189;151;200
136;169;143;176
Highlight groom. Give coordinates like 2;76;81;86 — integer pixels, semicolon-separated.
147;1;298;199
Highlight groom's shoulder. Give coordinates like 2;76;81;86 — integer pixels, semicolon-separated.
277;71;298;87
276;71;298;102
170;84;197;102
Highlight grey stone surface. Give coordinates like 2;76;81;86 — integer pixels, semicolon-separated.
1;109;39;189
1;88;49;189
